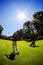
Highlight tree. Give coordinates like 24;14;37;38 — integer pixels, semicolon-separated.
33;11;43;37
23;21;30;37
32;20;41;33
0;25;3;35
33;11;43;22
23;21;37;40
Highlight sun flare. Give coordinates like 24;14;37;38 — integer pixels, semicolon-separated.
17;12;26;20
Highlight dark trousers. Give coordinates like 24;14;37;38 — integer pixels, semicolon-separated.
30;41;35;46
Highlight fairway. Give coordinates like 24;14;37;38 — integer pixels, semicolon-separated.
0;39;43;65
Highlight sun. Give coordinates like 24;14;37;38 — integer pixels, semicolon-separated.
17;12;26;20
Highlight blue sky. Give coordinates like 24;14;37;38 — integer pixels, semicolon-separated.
0;0;43;36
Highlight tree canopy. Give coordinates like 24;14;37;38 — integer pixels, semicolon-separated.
0;25;3;35
33;11;43;23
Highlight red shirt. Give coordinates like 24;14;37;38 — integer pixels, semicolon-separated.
12;36;18;41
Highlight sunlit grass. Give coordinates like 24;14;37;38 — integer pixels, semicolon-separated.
0;39;43;65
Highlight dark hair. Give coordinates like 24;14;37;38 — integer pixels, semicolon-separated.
12;34;17;37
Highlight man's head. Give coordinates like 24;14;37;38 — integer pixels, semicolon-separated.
12;33;17;37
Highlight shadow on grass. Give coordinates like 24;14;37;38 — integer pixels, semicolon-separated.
29;45;39;48
5;51;20;60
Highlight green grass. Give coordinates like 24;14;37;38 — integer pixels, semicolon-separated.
0;39;43;65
